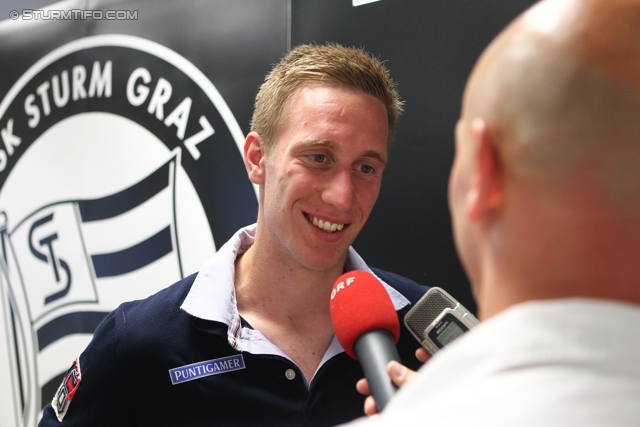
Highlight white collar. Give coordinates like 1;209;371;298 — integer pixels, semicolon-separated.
180;223;410;354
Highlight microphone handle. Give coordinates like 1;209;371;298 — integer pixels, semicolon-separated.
354;329;400;411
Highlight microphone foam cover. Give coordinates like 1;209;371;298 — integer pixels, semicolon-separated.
330;270;400;359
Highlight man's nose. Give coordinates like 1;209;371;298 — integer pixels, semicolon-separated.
321;169;355;211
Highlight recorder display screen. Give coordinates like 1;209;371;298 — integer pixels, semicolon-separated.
428;313;469;349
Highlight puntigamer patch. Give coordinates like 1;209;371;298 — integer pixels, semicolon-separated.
169;354;245;385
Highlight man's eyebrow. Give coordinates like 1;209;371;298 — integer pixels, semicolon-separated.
297;138;333;148
296;139;387;165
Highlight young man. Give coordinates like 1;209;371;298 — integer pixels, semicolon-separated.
349;0;640;425
39;43;428;426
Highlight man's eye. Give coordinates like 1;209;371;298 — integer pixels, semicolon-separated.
360;164;374;174
311;154;327;163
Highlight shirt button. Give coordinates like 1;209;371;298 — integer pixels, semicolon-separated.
285;369;296;380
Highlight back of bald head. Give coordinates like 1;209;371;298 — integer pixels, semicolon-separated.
464;0;640;210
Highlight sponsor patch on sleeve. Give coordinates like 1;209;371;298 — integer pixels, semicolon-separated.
52;356;82;422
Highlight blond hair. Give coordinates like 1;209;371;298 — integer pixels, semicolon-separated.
251;43;402;156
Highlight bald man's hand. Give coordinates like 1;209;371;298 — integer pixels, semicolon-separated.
356;347;430;415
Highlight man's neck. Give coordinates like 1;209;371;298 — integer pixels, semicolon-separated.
234;242;345;382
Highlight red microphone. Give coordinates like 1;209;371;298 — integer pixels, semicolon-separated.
330;270;401;411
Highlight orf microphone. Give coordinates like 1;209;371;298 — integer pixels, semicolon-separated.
329;270;401;411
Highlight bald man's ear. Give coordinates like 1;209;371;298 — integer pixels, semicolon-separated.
244;131;266;185
467;119;504;221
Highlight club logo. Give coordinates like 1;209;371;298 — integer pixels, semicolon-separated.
52;357;81;422
0;34;257;426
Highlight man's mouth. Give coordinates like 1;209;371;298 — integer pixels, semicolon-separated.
306;215;345;233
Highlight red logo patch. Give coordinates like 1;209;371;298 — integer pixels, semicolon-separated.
53;357;82;422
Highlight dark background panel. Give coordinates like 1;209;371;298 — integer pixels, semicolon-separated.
291;0;537;313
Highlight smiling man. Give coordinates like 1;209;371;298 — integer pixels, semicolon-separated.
39;43;428;427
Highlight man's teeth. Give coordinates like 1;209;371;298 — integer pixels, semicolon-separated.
311;217;345;232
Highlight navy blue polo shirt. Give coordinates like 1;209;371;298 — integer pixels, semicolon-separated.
39;225;428;426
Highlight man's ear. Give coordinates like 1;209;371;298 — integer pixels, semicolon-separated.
467;118;504;222
244;131;266;185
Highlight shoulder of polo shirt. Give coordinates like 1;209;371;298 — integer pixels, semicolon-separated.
109;271;199;333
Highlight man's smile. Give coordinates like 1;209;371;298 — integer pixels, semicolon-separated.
305;214;346;233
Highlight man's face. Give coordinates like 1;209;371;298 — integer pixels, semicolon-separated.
259;84;388;272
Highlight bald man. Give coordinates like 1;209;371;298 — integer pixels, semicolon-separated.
347;0;640;425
